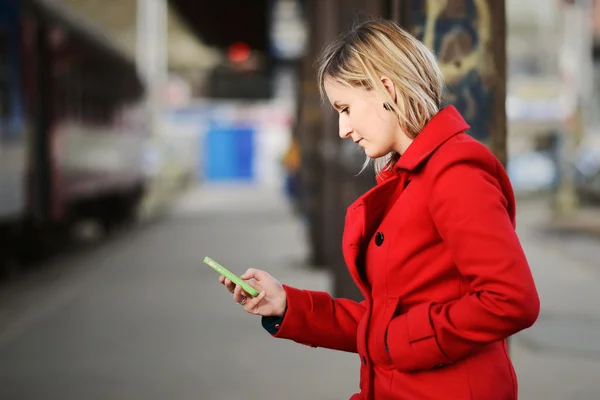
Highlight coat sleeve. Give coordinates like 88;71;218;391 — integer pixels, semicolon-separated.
271;284;366;353
384;146;540;372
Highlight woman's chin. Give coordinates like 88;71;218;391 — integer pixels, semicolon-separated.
363;146;387;159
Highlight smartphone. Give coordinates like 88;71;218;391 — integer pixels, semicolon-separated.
203;256;260;297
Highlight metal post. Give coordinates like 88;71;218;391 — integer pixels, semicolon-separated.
136;0;168;137
555;0;594;216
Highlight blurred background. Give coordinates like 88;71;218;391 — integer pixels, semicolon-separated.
0;0;599;399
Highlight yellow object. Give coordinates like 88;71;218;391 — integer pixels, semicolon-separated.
282;138;301;173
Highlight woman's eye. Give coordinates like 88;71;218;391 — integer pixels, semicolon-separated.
341;107;349;114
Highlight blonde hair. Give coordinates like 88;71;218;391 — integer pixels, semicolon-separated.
316;18;444;175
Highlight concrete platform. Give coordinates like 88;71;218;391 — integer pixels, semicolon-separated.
0;184;598;399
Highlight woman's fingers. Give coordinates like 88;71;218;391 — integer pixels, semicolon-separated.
233;284;252;304
233;284;242;303
243;291;266;314
220;276;236;293
240;268;267;281
219;274;268;313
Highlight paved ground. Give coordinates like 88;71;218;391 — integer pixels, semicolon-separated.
0;184;598;399
510;200;600;400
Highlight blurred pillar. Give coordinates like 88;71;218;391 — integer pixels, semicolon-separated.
319;0;343;272
555;0;594;216
321;0;374;302
299;0;386;301
296;0;328;267
136;0;168;137
489;0;508;168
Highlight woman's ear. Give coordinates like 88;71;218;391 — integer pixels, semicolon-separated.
380;76;397;103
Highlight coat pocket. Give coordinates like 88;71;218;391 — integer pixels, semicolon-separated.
390;361;472;399
367;297;399;366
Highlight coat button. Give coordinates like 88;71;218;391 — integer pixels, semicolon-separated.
375;232;384;246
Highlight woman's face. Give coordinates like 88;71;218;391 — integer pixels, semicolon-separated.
323;77;405;158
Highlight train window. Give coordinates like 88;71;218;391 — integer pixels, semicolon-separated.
0;28;10;119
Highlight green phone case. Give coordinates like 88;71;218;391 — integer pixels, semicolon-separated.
204;257;260;297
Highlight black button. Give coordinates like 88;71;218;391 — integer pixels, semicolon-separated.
375;232;384;246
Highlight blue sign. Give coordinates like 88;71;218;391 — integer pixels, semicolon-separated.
203;125;255;182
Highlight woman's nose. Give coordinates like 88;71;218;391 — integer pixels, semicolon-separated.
338;117;353;139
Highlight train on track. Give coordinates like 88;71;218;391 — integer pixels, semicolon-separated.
0;0;148;272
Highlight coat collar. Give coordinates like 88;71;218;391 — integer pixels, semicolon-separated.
376;105;469;184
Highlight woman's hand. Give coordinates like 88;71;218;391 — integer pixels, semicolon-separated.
219;268;287;317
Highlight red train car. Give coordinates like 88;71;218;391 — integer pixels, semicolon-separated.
0;0;147;270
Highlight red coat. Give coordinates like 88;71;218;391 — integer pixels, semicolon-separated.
273;106;540;399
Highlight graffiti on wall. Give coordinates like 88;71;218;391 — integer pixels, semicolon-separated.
409;0;495;142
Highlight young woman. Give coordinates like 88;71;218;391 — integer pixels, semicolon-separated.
219;18;539;400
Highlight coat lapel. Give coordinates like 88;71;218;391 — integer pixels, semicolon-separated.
342;172;409;293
